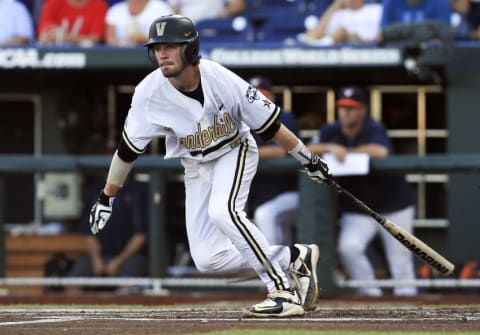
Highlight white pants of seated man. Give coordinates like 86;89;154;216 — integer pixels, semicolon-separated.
254;191;299;245
338;205;417;297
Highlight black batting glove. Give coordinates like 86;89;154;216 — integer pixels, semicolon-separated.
304;153;333;185
89;191;114;235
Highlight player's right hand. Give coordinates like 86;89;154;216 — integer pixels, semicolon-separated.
305;153;333;185
89;191;114;235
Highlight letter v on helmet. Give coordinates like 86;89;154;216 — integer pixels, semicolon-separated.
156;22;167;37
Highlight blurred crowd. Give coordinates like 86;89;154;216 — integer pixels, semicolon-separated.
0;0;479;47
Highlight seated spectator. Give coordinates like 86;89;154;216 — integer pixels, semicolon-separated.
105;0;173;46
167;0;246;24
37;0;108;46
381;0;451;28
451;0;480;40
67;176;148;292
247;75;300;246
378;0;452;45
297;0;382;46
0;0;35;46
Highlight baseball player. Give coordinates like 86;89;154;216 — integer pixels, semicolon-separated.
89;14;331;317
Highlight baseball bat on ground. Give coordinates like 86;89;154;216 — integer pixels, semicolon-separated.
327;179;455;276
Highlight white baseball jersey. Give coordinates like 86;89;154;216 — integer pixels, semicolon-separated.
122;59;280;162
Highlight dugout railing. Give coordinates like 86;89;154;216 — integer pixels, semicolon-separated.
0;154;480;295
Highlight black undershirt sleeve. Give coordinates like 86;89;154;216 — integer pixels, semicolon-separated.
258;119;281;141
117;137;140;162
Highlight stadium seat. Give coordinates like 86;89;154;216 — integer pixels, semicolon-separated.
246;0;332;16
247;0;302;14
300;0;333;15
245;0;304;31
243;0;330;42
107;0;123;5
257;13;318;42
196;17;255;44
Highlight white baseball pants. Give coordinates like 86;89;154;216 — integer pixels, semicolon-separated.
182;140;291;293
338;205;418;296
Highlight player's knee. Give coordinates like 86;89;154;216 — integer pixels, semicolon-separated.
191;251;211;272
208;203;230;226
191;252;226;273
192;258;213;273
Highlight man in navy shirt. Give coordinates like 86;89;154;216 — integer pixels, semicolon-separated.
68;177;148;289
308;86;417;296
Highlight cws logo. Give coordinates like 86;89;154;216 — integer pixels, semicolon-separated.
245;86;272;110
0;48;86;69
245;85;259;103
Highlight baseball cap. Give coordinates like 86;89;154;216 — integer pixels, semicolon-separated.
336;86;367;107
248;75;273;94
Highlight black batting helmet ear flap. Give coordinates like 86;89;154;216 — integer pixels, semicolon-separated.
148;46;158;67
181;37;200;65
147;42;199;68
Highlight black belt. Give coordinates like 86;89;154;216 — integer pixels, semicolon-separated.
190;130;242;157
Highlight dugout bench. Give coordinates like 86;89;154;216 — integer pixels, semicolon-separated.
3;233;86;293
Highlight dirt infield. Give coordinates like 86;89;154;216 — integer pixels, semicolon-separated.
0;294;479;334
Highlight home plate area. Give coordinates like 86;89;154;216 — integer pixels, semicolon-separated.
0;306;479;334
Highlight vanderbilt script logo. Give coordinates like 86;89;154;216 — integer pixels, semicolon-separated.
179;113;237;150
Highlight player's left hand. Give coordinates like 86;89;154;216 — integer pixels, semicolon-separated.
90;191;114;235
304;153;333;184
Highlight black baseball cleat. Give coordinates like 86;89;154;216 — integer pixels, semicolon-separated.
242;290;305;318
289;244;320;311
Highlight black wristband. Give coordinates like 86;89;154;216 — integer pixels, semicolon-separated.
98;191;110;206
